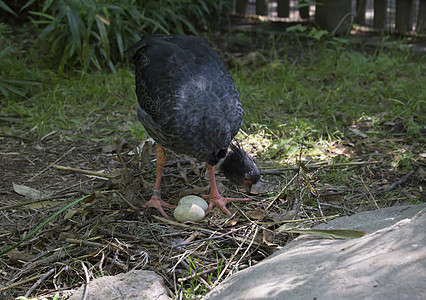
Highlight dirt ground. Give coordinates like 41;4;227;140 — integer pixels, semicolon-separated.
1;119;424;299
1;20;425;298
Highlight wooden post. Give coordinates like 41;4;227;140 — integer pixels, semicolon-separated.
315;0;353;35
256;0;269;16
373;0;387;29
299;0;310;19
356;0;366;26
417;0;426;32
277;0;290;18
395;0;415;33
236;0;248;15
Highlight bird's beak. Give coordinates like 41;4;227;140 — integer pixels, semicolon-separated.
243;179;252;194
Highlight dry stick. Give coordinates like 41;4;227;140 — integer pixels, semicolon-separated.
81;261;90;300
170;250;192;277
361;177;380;209
217;250;229;267
266;172;299;210
24;268;55;297
153;216;260;248
0;274;44;292
177;266;219;283
152;216;216;234
170;239;211;274
261;160;384;175
65;238;128;254
97;226;161;245
384;170;415;192
213;226;253;286
345;170;415;202
1;178;102;211
118;192;139;210
316;194;325;218
180;259;211;288
229;225;260;280
52;164;117;179
317;202;356;213
184;257;212;285
98;251;105;276
172;269;178;297
0;188;89;211
174;226;249;247
292;187;305;219
29;146;76;181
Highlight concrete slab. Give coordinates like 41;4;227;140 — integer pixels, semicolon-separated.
204;204;426;300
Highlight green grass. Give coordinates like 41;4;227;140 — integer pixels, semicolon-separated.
232;36;425;163
178;254;225;299
1;29;424;164
237;44;424;134
1;65;142;140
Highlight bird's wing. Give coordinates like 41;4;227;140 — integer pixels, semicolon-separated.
131;35;243;162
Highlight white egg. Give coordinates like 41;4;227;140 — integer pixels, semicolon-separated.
174;203;205;222
178;195;208;211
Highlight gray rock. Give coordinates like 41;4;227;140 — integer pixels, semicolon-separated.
69;269;171;300
204;204;426;300
315;204;426;233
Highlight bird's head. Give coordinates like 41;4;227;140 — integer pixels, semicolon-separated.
220;142;260;193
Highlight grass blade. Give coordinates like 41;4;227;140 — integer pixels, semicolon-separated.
95;14;110;64
0;0;17;16
0;194;95;257
66;8;82;56
0;44;13;60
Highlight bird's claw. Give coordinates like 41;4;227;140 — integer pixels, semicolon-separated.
143;196;176;218
202;195;250;216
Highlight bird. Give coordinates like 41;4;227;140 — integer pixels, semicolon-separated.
128;34;260;218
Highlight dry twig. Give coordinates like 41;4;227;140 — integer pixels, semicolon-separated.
24;268;55;297
29;147;76;181
81;262;90;300
52;164;118;179
261;160;383;175
345;170;415;202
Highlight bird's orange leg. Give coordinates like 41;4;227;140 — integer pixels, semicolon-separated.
204;164;250;216
143;144;175;218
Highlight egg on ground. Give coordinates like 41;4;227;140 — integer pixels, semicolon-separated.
178;195;208;211
174;203;205;222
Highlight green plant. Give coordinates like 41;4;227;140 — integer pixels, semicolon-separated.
0;0;17;16
182;0;232;31
0;23;39;98
27;0;158;73
22;0;231;73
286;24;329;40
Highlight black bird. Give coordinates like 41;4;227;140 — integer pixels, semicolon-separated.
129;35;260;218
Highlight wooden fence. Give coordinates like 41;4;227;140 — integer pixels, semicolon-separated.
233;0;426;33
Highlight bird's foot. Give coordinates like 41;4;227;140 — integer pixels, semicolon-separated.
143;195;175;218
203;195;250;216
